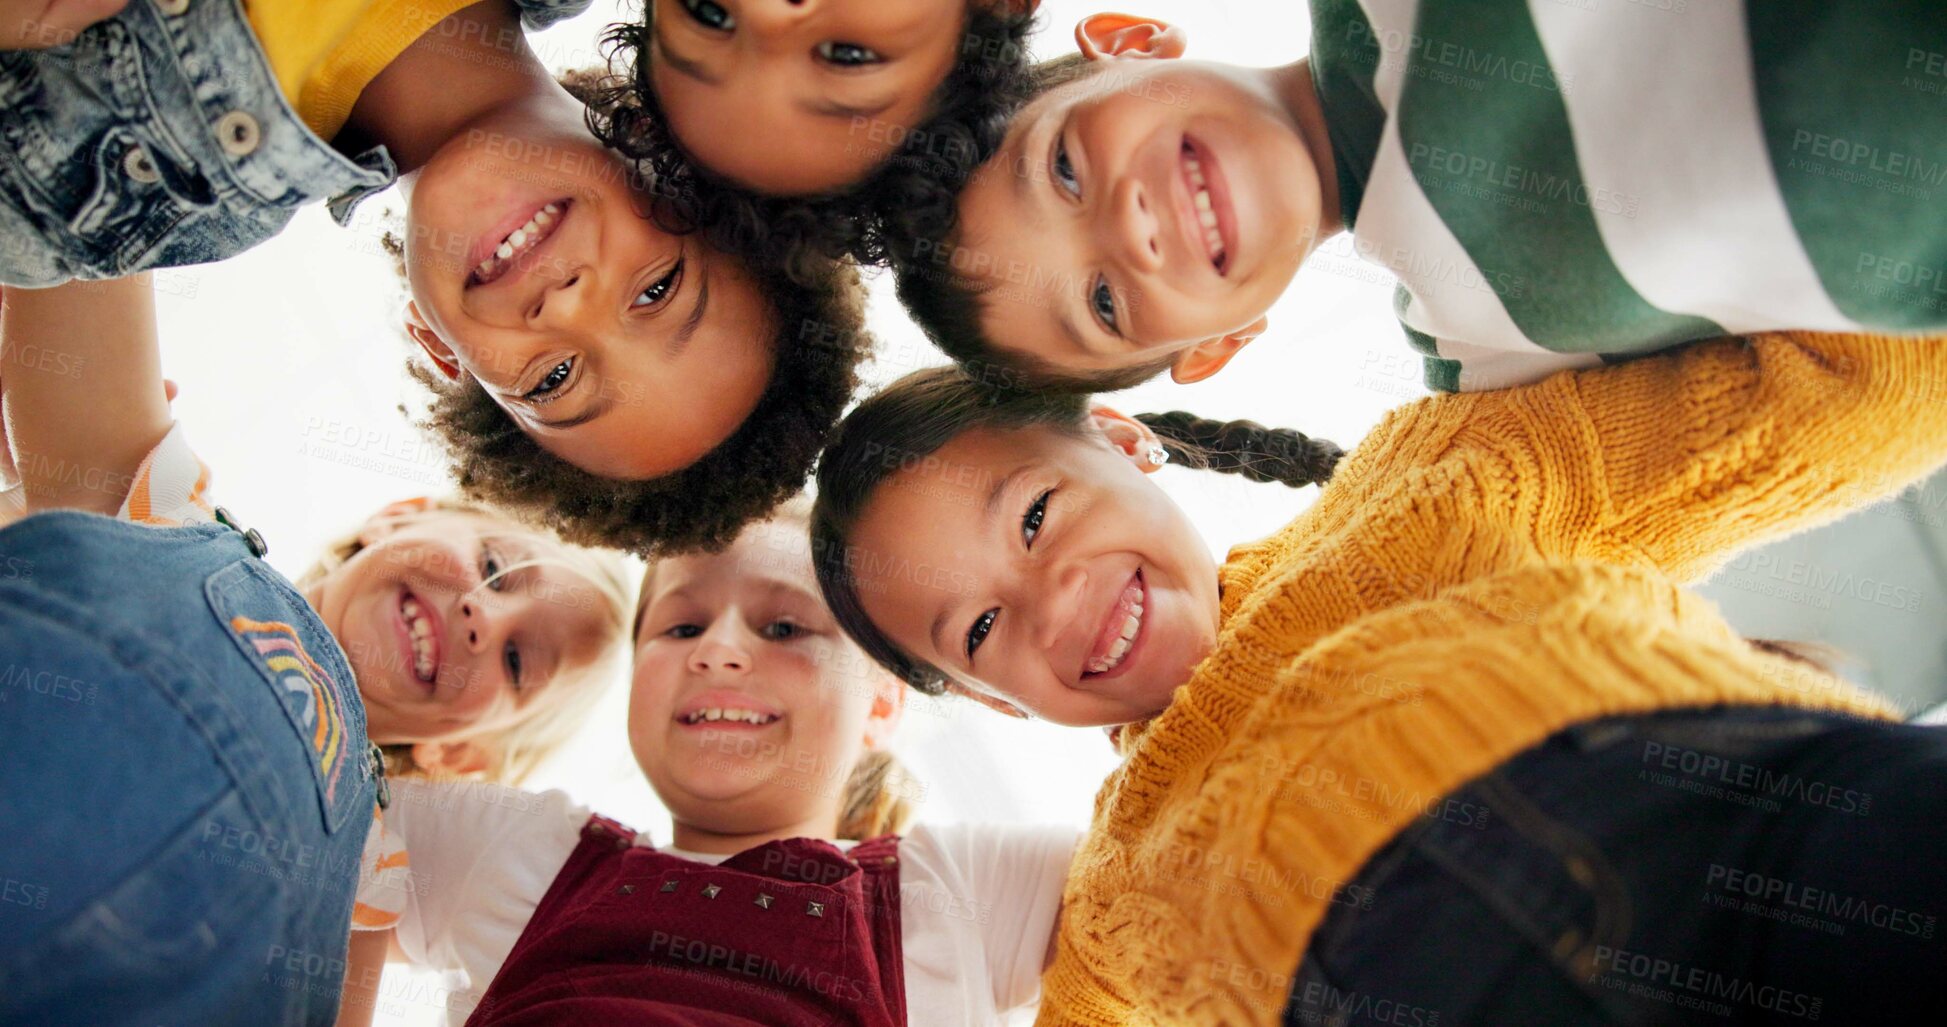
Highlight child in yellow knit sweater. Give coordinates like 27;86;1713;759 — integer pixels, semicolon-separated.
809;330;1947;1025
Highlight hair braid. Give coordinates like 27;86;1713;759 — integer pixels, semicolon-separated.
1135;412;1344;488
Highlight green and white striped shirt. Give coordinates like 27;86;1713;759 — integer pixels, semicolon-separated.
1310;0;1947;392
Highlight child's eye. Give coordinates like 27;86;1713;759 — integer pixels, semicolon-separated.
966;609;997;660
523;359;573;402
481;545;508;591
762;620;803;640
1022;488;1052;547
1091;278;1119;334
632;259;684;309
1053;137;1080;198
505;640;524;689
665;623;703;639
679;0;735;31
816;41;882;66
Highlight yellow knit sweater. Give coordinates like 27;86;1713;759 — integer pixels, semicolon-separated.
1036;332;1947;1027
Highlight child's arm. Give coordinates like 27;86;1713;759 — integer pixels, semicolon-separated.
1228;331;1947;686
0;275;172;516
1516;330;1947;581
333;929;391;1027
0;0;128;50
1309;331;1947;608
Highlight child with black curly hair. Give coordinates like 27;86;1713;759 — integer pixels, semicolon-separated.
585;0;1040;280
0;0;871;556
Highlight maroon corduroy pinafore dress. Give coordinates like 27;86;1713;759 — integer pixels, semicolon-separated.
465;815;907;1025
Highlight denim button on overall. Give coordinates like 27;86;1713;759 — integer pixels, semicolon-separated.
0;0;592;286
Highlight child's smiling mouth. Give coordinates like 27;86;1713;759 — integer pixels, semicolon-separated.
395;588;443;696
1178;138;1235;276
1083;570;1150;680
467;198;572;287
674;689;786;730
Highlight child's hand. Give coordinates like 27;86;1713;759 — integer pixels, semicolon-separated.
1;0;127;50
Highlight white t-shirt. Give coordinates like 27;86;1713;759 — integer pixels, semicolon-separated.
381;779;1078;1026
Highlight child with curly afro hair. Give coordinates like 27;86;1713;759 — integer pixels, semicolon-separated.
581;0;1042;284
401;67;874;558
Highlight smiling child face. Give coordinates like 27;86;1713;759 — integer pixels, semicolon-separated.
403;100;775;481
847;419;1221;727
629;520;902;835
647;0;972;195
307;508;616;747
951;39;1327;382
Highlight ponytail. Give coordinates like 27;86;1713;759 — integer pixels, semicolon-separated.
836;750;919;841
1135;411;1343;488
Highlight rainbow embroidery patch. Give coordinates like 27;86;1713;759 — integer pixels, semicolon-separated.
230;616;351;803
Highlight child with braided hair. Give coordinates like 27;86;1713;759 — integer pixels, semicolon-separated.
810;329;1947;1024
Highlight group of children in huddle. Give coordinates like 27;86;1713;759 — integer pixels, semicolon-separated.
2;0;1945;1025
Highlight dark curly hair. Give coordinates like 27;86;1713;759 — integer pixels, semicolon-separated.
409;258;869;558
394;69;874;558
581;2;1037;285
811;366;1341;695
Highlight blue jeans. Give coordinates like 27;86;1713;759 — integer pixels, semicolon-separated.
1287;707;1947;1026
0;512;375;1026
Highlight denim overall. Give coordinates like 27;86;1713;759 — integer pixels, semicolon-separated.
0;511;376;1026
0;0;589;286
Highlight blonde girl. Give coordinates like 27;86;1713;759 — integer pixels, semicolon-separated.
356;508;1076;1026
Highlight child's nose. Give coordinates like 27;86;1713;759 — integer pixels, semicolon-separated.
689;637;752;675
532;266;593;331
745;0;816;33
1033;563;1090;653
459;597;504;654
1110;176;1163;274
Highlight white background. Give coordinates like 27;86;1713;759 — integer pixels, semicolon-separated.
145;1;1407;1022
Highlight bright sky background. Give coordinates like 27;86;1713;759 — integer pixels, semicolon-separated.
133;1;1942;1022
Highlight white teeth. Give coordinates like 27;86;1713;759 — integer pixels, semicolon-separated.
473;202;567;284
682;707;779;725
400;596;436;681
1086;586;1147;675
1183;148;1227;267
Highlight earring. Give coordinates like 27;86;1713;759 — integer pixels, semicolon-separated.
1144;444;1171;466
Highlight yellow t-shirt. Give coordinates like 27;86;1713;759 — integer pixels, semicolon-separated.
246;0;474;141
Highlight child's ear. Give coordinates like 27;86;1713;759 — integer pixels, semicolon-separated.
946;682;1031;719
1169;317;1266;384
862;672;908;749
1075;13;1187;61
357;497;439;548
404;302;461;381
408;739;492;778
1086;404;1170;473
